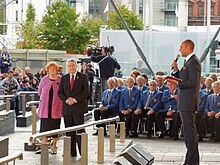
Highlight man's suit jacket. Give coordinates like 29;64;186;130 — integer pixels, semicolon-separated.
58;72;89;117
201;88;214;95
205;93;220;113
178;54;201;112
100;88;121;114
157;85;169;93
137;90;162;112
161;89;178;112
199;90;208;113
135;85;149;95
119;87;140;112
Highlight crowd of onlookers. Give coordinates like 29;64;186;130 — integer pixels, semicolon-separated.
1;45;220;144
93;68;220;143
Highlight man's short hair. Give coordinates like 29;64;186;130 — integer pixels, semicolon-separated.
8;70;13;74
107;77;116;83
66;58;77;65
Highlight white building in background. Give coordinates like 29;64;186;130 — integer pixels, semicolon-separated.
3;0;56;48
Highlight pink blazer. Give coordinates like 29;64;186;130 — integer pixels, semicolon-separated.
38;75;62;119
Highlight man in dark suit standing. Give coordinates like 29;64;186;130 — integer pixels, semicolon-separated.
171;39;201;165
58;59;89;157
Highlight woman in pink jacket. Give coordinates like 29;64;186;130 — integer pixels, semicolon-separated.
38;61;62;154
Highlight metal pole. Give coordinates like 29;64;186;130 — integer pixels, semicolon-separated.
41;143;49;165
31;106;37;135
205;0;211;73
97;127;104;164
5;98;10;111
119;122;125;142
63;136;71;165
109;0;154;76
81;133;88;165
109;124;115;152
200;27;220;63
21;94;26;116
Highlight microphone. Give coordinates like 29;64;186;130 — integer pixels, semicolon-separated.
171;54;180;70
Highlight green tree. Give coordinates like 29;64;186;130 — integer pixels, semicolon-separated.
38;1;90;53
0;0;6;34
21;3;38;49
106;4;143;30
80;15;104;45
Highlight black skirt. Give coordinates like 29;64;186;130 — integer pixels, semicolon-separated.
40;118;61;138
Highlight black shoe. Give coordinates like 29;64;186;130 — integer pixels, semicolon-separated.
172;136;179;140
71;154;77;157
158;132;165;138
125;130;130;137
147;133;152;139
198;135;203;142
130;133;138;138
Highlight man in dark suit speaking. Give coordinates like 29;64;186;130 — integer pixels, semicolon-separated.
171;40;201;165
58;59;89;157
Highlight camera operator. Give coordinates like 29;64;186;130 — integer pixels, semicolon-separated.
0;70;20;116
91;46;121;94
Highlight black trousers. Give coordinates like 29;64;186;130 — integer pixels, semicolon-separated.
131;109;154;135
93;108;114;132
215;118;220;138
63;114;85;156
155;111;181;137
198;114;209;137
119;111;133;132
180;111;199;164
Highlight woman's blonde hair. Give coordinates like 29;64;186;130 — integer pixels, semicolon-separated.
45;61;59;73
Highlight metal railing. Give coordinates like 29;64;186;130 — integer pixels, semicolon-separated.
28;115;126;165
0;152;23;164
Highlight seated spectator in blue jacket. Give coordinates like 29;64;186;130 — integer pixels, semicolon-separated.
119;77;140;136
131;80;162;138
155;81;181;139
116;78;125;91
196;90;208;137
0;52;11;74
135;75;149;95
155;75;168;92
198;81;220;141
201;77;213;95
92;77;120;136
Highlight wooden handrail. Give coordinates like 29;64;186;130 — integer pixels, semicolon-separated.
29;116;120;145
0;152;23;164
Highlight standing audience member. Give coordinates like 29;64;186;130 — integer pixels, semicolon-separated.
132;59;151;75
91;46;121;94
130;70;141;85
58;59;89;157
37;61;62;154
0;52;11;74
58;65;64;76
131;80;162;138
0;70;20;116
1;47;10;58
200;76;206;90
24;67;33;80
119;77;140;136
12;66;21;79
35;68;47;82
92;77;120;136
81;62;95;105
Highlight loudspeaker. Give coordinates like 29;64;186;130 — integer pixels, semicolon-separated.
112;156;132;165
118;143;154;165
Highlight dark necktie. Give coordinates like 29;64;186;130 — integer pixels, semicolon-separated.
107;90;112;105
70;74;75;91
128;89;131;97
207;90;210;95
214;94;217;104
184;59;186;65
145;92;152;109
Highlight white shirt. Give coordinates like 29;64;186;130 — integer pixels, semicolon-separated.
185;52;195;63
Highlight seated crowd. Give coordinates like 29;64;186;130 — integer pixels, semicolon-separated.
92;70;220;142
